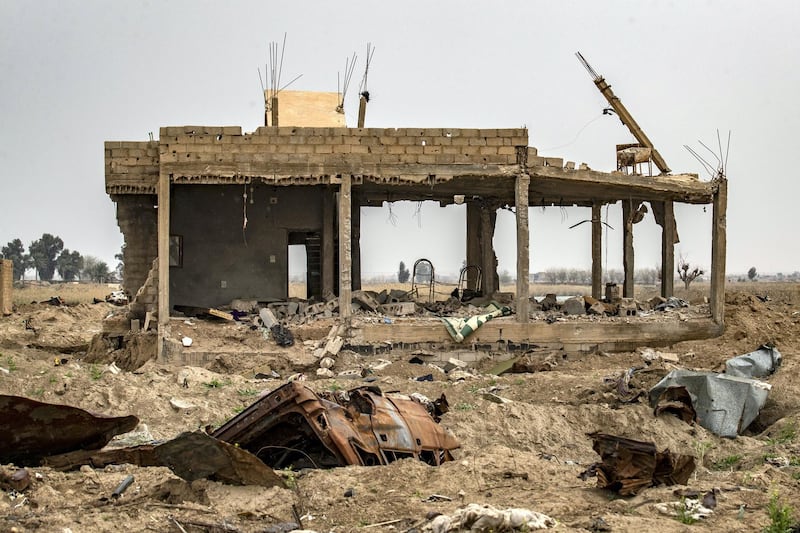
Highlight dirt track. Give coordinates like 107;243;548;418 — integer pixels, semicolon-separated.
1;284;799;532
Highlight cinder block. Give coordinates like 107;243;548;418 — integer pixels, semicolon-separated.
468;138;487;146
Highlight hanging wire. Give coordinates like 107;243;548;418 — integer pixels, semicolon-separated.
413;201;423;228
242;183;249;246
386;201;398;226
541;113;606;151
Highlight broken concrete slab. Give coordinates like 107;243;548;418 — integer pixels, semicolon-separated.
0;395;139;466
378;301;416;316
259;307;279;329
322;335;344;357
352;290;380;312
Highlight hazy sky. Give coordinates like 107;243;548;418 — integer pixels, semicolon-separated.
2;1;798;279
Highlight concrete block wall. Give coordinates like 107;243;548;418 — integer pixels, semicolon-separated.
113;194;158;297
105;141;160;193
0;259;12;315
156;126;528;168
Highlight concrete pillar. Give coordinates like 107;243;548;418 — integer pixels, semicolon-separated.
591;203;603;299
322;187;335;297
157;172;171;356
622;200;634;298
338;175;352;320
357;96;367;128
480;205;498;295
515;173;530;322
271;97;279;127
710;179;728;325
351;189;361;291
0;259;13;316
660;200;676;298
466;202;482;291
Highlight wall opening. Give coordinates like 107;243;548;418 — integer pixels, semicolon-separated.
288;241;308;299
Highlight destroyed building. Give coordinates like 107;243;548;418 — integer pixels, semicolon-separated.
105;78;728;357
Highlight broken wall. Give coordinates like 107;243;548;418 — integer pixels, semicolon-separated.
113;194;158;297
0;259;12;315
169;184;324;308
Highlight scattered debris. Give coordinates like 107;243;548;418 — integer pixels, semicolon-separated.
0;395;139;465
655;498;714;520
0;467;31;491
105;290;129;306
639;347;680;364
579;433;695;495
424;503;556;532
111;474;134;499
649;369;771;437
725;344;781;378
604;367;643;403
212;382;460;468
654;297;689;311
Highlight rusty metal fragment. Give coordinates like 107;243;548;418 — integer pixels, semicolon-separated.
0;395;139;466
653;386;697;424
212;382;459;468
580;432;695;496
44;431;284;488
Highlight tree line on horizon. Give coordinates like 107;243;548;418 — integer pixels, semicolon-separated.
1;234;122;283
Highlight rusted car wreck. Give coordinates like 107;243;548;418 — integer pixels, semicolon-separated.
212;382;459;468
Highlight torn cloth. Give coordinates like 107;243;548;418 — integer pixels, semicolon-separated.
441;302;512;342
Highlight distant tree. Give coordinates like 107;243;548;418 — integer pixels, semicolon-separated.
397;261;410;283
748;266;758;281
56;249;84;281
1;238;32;280
604;269;623;284
499;269;513;284
544;268;559;284
28;233;64;281
635;268;658;285
82;256;110;283
114;245;125;281
678;256;704;290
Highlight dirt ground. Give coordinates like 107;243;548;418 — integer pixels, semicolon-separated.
1;282;799;532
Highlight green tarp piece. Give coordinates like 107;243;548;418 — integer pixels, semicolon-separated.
440;302;512;343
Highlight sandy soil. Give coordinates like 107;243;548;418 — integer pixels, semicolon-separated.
1;283;799;532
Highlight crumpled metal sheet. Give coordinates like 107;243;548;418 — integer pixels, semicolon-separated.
579;432;695;496
43;431;285;487
725;344;782;378
649;370;771;437
0;395;139;466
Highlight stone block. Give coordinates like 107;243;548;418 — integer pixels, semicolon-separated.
562;296;586;315
378;301;416;316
